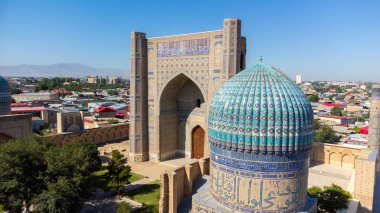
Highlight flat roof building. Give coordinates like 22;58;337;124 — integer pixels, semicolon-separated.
12;92;59;103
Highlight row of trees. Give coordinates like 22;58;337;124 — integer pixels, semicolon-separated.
33;77;80;91
0;137;101;212
33;77;128;93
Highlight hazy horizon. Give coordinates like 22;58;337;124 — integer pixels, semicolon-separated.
1;0;379;81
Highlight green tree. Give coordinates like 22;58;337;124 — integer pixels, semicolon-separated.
35;142;100;212
0;137;52;212
314;125;340;144
352;126;360;133
44;142;101;195
107;89;119;96
108;119;120;124
361;113;370;120
108;150;131;196
314;120;321;131
330;106;342;116
308;184;352;213
33;177;81;213
0;138;101;212
117;202;130;213
308;186;322;197
308;94;319;102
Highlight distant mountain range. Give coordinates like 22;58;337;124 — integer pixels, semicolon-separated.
0;63;129;78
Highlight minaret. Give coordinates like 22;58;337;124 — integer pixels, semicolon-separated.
222;18;243;79
129;32;149;162
368;84;380;151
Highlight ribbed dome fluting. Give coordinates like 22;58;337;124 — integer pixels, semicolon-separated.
208;62;313;155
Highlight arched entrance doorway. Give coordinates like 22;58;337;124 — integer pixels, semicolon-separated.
159;73;205;160
192;126;205;159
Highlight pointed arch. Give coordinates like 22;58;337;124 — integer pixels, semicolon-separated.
192;125;205;159
158;73;206;103
159;73;205;160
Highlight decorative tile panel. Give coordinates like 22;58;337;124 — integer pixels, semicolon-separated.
157;56;210;98
157;38;210;57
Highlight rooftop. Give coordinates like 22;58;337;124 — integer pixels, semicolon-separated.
319;114;355;119
11;107;47;112
14;92;54;96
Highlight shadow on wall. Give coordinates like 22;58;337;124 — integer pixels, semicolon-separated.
178;176;208;213
0;133;14;144
159;158;210;213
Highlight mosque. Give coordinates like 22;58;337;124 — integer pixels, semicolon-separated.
131;18;380;213
0;17;378;213
129;18;318;212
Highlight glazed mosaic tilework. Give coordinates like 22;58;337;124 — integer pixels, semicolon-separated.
207;62;314;212
157;38;210;57
208;63;314;154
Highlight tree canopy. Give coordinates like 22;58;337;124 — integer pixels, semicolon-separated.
314;120;321;131
308;94;320;102
33;77;127;93
0;137;52;212
117;202;131;213
308;184;352;213
313;124;340;144
352;126;360;133
108;150;131;196
330;106;343;116
0;137;101;212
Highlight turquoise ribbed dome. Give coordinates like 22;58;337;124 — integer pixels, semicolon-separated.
0;76;11;115
208;62;314;155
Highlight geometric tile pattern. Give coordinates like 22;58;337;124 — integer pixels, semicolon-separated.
157;57;209;98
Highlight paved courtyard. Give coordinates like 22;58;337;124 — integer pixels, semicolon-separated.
98;140;130;157
98;141;198;180
308;162;355;192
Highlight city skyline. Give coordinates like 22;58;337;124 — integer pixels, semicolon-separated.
0;0;379;81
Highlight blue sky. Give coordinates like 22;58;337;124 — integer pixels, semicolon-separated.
0;0;379;81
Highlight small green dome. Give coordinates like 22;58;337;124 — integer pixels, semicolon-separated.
208;62;314;155
0;76;11;115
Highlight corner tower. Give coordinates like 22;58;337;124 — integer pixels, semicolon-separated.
368;84;380;151
129;32;149;162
